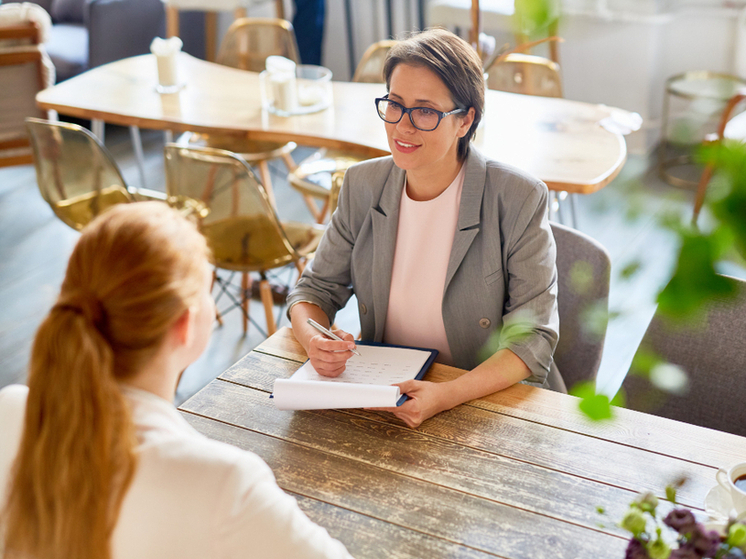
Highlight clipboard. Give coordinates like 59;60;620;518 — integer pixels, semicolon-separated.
271;341;438;411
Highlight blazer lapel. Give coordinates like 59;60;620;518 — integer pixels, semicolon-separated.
444;148;487;293
370;166;405;341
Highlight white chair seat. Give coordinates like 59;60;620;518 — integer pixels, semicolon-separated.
724;110;746;140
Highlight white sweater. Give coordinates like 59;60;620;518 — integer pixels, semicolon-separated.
0;384;352;559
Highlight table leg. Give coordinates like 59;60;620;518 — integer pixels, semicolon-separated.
129;126;147;188
91;119;105;144
569;193;579;230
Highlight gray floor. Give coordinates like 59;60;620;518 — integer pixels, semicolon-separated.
1;125;741;405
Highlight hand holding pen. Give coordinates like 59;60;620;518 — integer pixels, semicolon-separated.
306;318;359;377
307;319;361;356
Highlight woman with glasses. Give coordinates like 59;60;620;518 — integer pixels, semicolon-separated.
0;203;352;559
288;29;563;428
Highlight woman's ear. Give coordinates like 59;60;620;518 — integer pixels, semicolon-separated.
171;307;194;348
457;107;476;138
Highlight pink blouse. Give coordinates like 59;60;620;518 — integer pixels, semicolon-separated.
383;165;465;365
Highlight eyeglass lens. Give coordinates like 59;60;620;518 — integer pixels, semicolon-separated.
377;99;441;131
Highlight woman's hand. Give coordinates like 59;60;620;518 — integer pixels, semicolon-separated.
307;329;357;377
375;380;453;428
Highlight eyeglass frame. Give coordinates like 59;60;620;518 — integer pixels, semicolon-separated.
374;96;467;132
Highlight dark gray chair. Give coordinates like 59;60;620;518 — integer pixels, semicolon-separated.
26;0;167;82
551;222;612;390
622;276;746;436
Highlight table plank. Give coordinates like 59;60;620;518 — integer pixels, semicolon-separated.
255;328;746;469
219;355;715;511
186;414;501;559
180;386;628;559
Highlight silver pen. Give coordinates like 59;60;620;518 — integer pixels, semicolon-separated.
306;318;361;356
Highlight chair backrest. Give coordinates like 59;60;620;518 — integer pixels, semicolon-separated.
216;17;300;72
25;118;132;230
352;40;397;83
622;277;746;436
485;53;562;98
0;11;54;167
163;144;303;271
550;222;611;388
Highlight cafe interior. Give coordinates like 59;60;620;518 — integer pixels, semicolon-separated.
1;0;746;557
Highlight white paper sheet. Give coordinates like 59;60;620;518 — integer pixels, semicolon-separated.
271;344;433;410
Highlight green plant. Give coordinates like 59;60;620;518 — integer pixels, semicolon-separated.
620;485;746;559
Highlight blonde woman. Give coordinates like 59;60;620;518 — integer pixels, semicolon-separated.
0;203;351;559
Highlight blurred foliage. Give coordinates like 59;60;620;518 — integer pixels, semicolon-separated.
571;381;625;421
495;0;745;422
478;310;536;363
577;139;746;422
512;0;561;39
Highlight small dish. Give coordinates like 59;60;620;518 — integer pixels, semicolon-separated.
704;484;736;535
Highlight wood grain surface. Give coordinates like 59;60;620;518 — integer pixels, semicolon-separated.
36;53;627;193
178;327;741;558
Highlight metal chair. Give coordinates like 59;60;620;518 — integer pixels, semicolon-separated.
25;118;167;231
550;222;611;389
351;39;397;83
288;40;396;223
179;17;301;210
621;276;746;437
0;11;54;168
693;92;746;224
485;53;562;98
163;144;325;336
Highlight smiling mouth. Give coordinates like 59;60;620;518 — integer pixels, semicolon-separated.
395;139;419;149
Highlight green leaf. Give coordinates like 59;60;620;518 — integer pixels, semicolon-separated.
570;381;614;421
620;260;642;280
665;485;677;503
657;231;740;321
579;393;613;421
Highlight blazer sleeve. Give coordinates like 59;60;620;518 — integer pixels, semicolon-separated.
286;169;359;325
496;183;559;384
213;450;353;559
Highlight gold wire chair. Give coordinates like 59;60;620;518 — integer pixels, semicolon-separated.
163;144;324;336
485;53;562;98
288;40;397;223
165;2;285;62
351;39;397;83
216;17;299;72
25;118;157;230
179;18;301;209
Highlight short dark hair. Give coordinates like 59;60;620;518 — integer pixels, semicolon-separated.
383;28;484;161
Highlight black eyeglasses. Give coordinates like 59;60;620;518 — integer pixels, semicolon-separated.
374;97;466;132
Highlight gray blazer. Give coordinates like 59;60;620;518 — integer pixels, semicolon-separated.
288;147;564;391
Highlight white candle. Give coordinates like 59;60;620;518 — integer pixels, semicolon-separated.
270;72;298;113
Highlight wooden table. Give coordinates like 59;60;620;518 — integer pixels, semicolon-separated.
178;327;746;559
36;53;626;195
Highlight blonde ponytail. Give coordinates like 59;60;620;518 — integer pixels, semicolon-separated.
2;202;209;559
